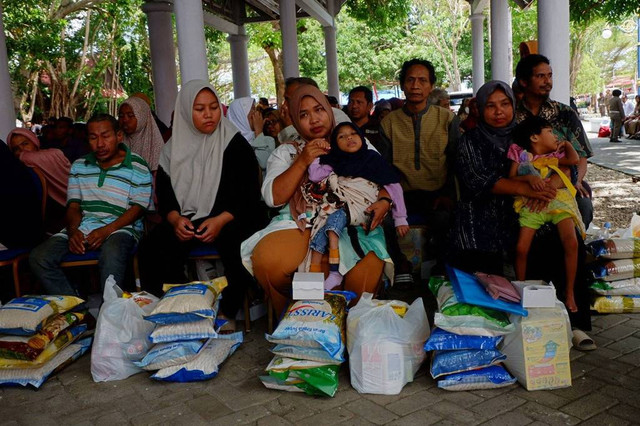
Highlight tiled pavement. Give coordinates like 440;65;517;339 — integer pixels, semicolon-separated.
2;125;638;425
1;309;639;426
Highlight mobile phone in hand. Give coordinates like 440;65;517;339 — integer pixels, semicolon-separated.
364;211;374;235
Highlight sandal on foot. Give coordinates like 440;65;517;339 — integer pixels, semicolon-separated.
394;273;415;291
572;329;596;351
218;318;237;335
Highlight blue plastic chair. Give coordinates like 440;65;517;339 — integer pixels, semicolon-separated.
60;246;140;290
187;243;253;332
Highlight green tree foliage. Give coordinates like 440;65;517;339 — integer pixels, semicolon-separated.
344;0;411;28
570;0;640;25
4;0;157;121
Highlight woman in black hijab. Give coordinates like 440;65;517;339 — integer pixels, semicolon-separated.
450;80;556;274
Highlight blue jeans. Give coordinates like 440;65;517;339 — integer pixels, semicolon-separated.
309;209;348;254
29;231;135;295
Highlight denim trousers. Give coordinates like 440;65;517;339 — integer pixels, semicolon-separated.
309;209;348;254
29;231;135;295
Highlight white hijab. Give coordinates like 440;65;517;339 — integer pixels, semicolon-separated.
158;80;239;221
227;96;255;143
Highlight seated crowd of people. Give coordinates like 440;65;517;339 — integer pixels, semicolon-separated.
0;54;596;345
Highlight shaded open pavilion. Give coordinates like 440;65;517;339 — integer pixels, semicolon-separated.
0;0;572;138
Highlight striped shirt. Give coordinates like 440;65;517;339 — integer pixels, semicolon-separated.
66;144;152;240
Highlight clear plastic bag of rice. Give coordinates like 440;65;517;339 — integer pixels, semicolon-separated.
145;277;227;325
151;332;243;382
0;295;84;335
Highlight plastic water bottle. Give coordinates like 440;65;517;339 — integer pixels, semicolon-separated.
600;222;611;240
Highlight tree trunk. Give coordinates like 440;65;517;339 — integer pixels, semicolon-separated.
265;46;285;107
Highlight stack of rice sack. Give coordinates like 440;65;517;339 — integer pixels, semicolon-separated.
425;278;516;391
260;291;354;397
139;277;242;382
587;238;640;313
0;295;92;388
347;293;430;395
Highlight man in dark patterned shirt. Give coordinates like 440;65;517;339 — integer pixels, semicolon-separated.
515;54;593;227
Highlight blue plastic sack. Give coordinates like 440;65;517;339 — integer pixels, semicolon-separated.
266;291;355;360
134;340;204;371
424;328;503;351
437;365;516;391
430;349;506;379
151;332;243;382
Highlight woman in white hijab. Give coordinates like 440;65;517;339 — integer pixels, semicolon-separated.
139;80;267;330
118;96;165;171
227;96;275;173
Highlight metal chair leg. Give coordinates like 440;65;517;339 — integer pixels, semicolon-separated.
12;259;21;297
243;291;251;332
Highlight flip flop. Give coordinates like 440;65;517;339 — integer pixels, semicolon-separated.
572;329;596;351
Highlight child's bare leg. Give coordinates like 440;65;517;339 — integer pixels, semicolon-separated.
557;218;579;312
515;227;537;280
325;230;343;290
310;250;323;272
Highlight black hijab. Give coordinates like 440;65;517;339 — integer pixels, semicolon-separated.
319;122;399;186
475;80;517;151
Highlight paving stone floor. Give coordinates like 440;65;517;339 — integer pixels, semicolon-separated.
1;308;638;426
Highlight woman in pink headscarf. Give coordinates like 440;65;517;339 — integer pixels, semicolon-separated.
8;128;71;232
118;96;165;171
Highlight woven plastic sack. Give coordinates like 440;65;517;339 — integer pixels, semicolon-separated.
263;356;340;397
134;340;204;371
0;295;84;335
0;337;92;388
430;349;506;379
588;259;640;281
590;278;640;296
145;278;226;325
424;328;502;351
347;293;430;395
151;332;242;382
437;365;516;391
91;276;159;382
587;238;640;259
592;295;640;313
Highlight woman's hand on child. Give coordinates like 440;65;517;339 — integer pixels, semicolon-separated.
396;225;410;238
527;176;546;191
365;200;391;231
299;138;330;166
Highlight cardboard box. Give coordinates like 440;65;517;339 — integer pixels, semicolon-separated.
292;272;324;300
512;280;556;308
502;304;572;391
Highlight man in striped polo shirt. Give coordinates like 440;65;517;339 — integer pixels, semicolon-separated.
30;114;152;295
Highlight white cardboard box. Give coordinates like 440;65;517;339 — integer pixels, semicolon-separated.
512;280;556;308
292;272;325;300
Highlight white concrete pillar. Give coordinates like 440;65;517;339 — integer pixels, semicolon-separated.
538;0;570;104
470;12;485;94
490;0;512;84
228;28;251;98
280;0;299;78
0;2;16;140
174;0;208;83
323;25;339;99
142;1;178;127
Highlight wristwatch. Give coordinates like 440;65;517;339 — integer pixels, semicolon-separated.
378;197;393;207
